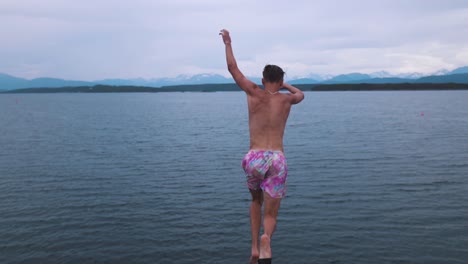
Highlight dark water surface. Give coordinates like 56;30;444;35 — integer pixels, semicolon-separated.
1;91;467;263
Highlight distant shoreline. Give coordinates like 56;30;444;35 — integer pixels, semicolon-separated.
2;83;468;93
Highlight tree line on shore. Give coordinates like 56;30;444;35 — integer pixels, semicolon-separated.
2;83;468;93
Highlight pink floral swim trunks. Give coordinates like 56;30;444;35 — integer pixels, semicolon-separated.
241;150;288;198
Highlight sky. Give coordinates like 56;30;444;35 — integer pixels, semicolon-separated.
1;0;468;81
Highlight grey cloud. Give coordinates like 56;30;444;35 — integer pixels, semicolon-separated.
0;0;467;79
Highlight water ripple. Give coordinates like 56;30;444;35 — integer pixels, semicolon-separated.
1;91;468;263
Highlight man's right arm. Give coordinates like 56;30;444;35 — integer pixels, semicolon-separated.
220;29;258;95
283;83;305;104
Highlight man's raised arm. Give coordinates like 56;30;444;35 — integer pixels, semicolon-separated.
219;29;257;94
283;83;305;104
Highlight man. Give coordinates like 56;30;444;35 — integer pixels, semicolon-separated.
219;29;304;264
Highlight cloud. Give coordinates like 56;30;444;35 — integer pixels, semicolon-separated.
0;0;467;80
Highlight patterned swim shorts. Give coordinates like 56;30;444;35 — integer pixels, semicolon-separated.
241;150;288;198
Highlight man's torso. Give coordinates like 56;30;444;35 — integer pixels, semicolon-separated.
247;90;292;151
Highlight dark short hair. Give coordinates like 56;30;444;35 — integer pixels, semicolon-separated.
263;64;285;83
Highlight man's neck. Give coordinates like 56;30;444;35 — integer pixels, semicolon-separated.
264;84;281;94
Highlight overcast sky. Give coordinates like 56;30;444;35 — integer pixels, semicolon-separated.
1;0;468;80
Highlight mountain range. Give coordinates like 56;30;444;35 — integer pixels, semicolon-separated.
1;66;468;91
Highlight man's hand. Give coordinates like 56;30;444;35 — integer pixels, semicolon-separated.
219;29;231;45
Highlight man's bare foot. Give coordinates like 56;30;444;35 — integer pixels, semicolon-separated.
259;234;272;259
250;247;259;264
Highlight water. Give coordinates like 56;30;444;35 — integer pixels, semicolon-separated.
0;91;467;263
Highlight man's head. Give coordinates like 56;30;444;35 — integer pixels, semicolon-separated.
262;64;285;84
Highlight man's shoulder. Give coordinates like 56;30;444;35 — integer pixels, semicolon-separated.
281;92;299;104
277;92;295;103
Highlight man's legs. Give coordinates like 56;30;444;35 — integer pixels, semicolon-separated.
259;192;281;260
249;189;263;264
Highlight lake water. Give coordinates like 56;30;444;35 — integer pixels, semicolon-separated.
0;91;467;264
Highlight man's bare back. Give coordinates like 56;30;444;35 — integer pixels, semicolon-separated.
247;88;293;151
220;28;304;264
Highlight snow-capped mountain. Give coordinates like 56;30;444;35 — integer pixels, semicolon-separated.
369;71;395;78
395;72;426;79
431;69;450;76
1;66;468;90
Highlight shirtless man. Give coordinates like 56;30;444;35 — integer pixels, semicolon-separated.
219;29;304;264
